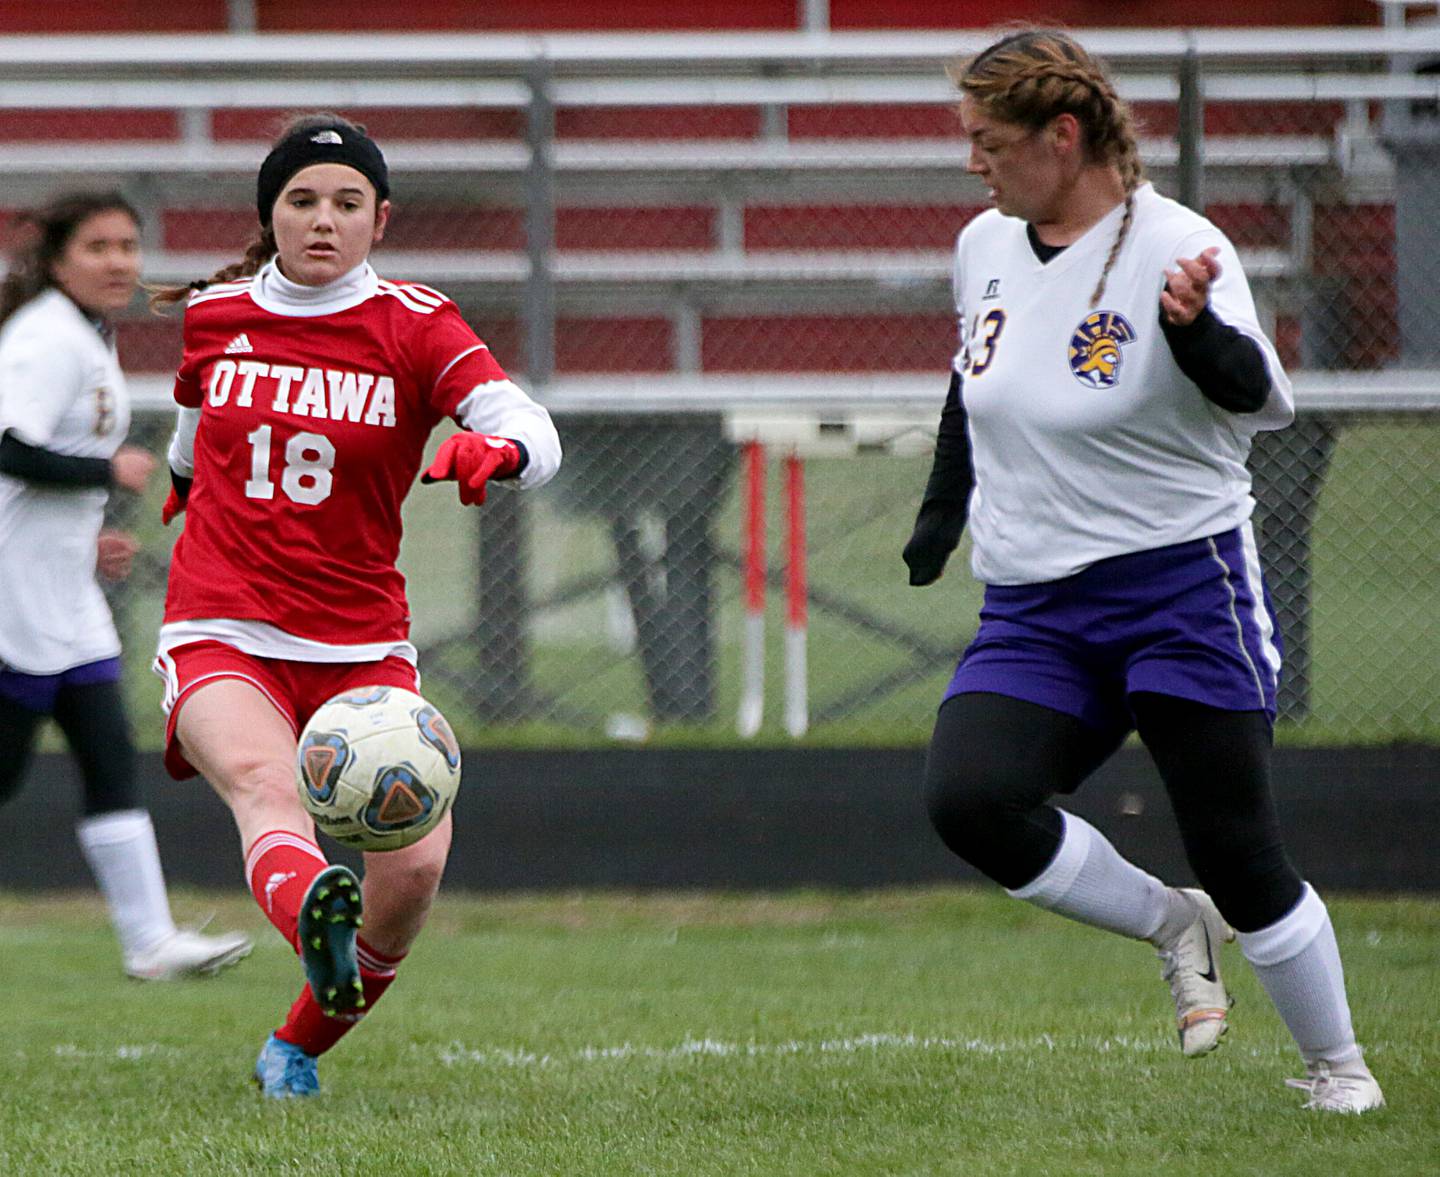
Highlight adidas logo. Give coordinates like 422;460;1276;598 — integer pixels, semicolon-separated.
224;333;254;354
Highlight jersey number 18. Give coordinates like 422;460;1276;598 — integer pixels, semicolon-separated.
244;425;335;506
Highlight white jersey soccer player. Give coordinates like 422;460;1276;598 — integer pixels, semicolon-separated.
908;29;1384;1115
0;194;251;982
0;287;129;675
952;182;1293;586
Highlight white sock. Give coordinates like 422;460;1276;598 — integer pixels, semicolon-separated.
75;809;178;959
1006;811;1178;940
1237;883;1361;1068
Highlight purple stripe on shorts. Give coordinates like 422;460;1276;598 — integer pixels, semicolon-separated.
944;525;1282;735
0;656;122;714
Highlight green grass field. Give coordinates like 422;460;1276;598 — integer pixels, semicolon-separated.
3;887;1435;1175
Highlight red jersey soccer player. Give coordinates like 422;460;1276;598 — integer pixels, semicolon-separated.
151;114;561;1098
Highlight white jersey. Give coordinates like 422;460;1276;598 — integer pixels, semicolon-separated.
0;289;129;674
953;182;1294;586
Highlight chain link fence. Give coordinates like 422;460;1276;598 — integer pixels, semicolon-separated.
6;39;1432;747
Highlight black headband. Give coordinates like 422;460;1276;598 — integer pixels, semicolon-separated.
256;123;390;226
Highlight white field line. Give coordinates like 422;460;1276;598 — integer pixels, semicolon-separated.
433;1032;1294;1070
26;1034;1406;1069
50;1043;175;1060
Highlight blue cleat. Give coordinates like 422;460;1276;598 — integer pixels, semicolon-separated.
297;864;365;1017
254;1034;320;1099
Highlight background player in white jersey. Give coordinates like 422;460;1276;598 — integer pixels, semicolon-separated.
0;191;252;981
150;115;562;1098
903;31;1382;1114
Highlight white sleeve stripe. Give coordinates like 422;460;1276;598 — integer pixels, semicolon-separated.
376;282;439;314
401;283;447;306
187;285;253;307
433;344;489;388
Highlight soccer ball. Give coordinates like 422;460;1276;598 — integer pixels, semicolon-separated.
296;686;462;851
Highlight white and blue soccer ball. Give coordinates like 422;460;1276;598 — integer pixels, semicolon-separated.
296;686;462;852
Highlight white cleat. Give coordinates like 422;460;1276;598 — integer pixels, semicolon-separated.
125;928;254;981
1155;888;1235;1058
1286;1058;1386;1114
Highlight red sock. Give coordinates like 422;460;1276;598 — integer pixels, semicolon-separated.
245;830;329;950
275;936;407;1057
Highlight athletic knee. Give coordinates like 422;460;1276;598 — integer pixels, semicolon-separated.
923;756;1040;874
925;759;991;849
218;758;299;812
389;855;445;904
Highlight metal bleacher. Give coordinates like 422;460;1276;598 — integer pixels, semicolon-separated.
1;26;1438;401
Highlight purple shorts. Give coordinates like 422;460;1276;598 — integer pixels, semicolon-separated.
0;656;122;714
945;526;1282;735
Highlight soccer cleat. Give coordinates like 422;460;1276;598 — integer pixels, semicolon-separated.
254;1033;320;1099
1154;887;1235;1058
297;864;365;1017
1286;1058;1386;1113
124;927;254;981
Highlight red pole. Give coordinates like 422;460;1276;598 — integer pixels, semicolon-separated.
784;452;806;630
784;451;808;738
738;440;766;737
744;440;766;617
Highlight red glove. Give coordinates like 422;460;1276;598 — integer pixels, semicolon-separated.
421;433;522;506
161;473;191;526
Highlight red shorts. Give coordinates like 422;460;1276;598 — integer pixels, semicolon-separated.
155;640;420;780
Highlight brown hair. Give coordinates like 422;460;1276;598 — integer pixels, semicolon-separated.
952;29;1143;305
0;191;140;329
149;111;376;309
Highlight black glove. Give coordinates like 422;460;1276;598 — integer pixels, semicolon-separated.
903;503;966;585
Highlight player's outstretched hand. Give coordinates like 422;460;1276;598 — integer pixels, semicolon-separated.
1161;245;1221;326
903;505;965;586
421;432;522;506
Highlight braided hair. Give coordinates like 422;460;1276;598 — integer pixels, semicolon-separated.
953;29;1143;306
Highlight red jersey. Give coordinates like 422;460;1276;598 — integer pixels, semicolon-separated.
163;272;509;645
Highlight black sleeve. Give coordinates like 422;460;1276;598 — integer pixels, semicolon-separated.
1159;305;1272;414
902;370;975;587
0;429;112;488
509;438;530;476
169;467;193;503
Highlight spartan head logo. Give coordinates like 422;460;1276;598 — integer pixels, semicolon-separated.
1067;310;1137;389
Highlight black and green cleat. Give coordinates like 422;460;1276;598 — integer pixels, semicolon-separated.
296;864;365;1017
